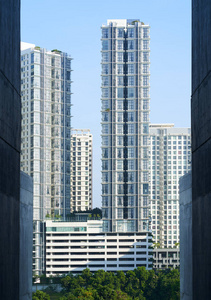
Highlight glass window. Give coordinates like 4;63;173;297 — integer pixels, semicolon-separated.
117;197;123;206
128;76;135;86
117;148;124;158
128;64;135;74
143;136;148;145
128;136;135;146
127;112;134;122
117;64;124;74
102;184;109;194
128;184;134;194
102;64;109;74
117;40;124;50
143;184;149;194
143;88;149;97
102;136;109;145
128;52;135;62
117;52;124;62
143;28;149;38
128;160;135;170
102;88;109;98
117;160;124;170
143;76;149;86
102;148;108;158
143;64;148;73
102;40;109;50
128;172;135;182
117;136;124;146
102;196;109;206
117;100;124;110
102;112;109;121
143;52;149;62
117;173;124;182
117;184;124;194
117;76;124;86
102;100;109;110
143;100;149;110
102;160;108;170
128;148;135;158
102;28;108;38
128;40;134;50
102;76;109;86
118;28;124;38
102;52;109;62
127;88;135;98
143;112;148;122
117;88;124;98
117;124;124;134
102;124;109;134
127;100;134;110
117;112;124;122
128;124;135;134
143;40;149;50
128;196;134;206
128;28;134;38
143;124;149;134
117;208;123;218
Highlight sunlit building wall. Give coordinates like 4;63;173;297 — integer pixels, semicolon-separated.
70;129;93;212
149;124;191;248
101;19;150;233
20;42;72;274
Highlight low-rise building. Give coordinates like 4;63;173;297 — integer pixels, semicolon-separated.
45;219;153;276
153;248;180;270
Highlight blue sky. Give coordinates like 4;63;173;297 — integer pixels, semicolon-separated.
21;0;191;208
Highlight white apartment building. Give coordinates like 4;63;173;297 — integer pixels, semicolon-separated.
70;129;92;212
45;219;153;276
149;124;191;248
21;42;72;274
101;19;151;233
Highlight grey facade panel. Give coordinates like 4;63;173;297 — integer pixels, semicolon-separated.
20;172;33;300
180;172;192;300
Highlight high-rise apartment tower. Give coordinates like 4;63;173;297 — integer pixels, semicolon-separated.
101;19;150;233
70;129;93;212
149;124;191;248
21;42;72;274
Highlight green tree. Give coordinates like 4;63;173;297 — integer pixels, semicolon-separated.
32;290;50;300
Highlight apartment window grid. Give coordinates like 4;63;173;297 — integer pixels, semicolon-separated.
21;44;72;275
149;126;191;248
70;130;93;212
101;20;150;233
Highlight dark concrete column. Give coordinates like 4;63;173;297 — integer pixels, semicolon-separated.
192;0;211;299
0;1;21;299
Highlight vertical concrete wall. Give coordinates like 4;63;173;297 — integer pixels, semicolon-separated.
180;173;192;300
0;1;21;299
20;172;33;300
192;0;211;298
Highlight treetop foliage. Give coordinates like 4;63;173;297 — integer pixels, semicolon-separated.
59;267;180;300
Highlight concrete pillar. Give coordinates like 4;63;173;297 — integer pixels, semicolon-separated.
192;0;211;298
0;1;21;299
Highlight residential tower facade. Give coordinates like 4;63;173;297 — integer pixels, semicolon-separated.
70;129;93;212
149;124;191;248
21;42;72;274
101;19;150;233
